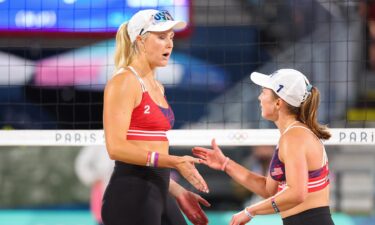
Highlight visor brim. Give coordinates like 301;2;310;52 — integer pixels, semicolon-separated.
250;72;273;89
147;21;187;32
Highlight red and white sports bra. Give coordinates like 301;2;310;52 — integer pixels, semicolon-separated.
120;66;175;141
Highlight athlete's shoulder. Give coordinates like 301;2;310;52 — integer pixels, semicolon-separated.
105;69;140;93
279;126;311;150
284;125;312;138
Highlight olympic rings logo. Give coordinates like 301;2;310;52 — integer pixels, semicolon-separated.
227;132;249;141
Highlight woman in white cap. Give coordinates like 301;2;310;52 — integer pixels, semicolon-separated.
193;69;335;225
102;9;210;225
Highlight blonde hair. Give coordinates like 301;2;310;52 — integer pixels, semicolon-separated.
282;87;331;140
114;23;151;73
114;23;137;71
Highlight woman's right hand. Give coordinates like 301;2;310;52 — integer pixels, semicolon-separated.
192;139;227;171
175;156;209;193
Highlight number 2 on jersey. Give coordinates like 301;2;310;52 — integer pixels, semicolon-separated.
144;105;150;114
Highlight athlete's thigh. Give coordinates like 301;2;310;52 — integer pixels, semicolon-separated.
102;177;163;225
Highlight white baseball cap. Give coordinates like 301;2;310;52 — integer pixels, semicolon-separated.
127;9;187;43
250;69;312;107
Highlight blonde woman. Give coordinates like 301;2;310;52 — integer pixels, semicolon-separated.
193;69;334;225
102;9;210;225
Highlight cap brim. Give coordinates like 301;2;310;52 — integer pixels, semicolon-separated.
147;21;187;32
250;72;273;89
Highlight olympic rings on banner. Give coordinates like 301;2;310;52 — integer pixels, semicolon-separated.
228;132;249;141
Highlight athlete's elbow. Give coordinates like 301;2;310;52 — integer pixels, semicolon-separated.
293;189;308;204
106;148;118;160
105;142;120;160
107;150;118;160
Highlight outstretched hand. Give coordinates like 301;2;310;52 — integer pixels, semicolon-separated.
175;155;209;193
192;139;227;171
176;190;211;225
229;209;252;225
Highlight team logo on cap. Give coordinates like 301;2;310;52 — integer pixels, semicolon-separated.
152;10;174;24
140;10;175;35
276;84;284;93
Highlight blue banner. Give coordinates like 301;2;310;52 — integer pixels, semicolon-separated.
0;0;189;33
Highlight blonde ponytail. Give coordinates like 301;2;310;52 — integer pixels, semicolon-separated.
114;23;137;71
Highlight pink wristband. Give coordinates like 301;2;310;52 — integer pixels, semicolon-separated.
146;152;159;167
221;157;230;171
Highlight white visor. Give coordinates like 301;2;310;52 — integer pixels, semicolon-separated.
250;69;311;107
127;9;187;43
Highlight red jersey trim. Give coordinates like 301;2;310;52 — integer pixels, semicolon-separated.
277;164;330;193
126;129;168;141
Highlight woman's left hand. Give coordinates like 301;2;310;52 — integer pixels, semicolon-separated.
229;210;252;225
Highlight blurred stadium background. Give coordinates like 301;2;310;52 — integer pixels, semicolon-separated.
0;0;374;225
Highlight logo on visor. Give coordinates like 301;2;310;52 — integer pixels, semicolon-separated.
140;10;175;35
153;10;174;24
